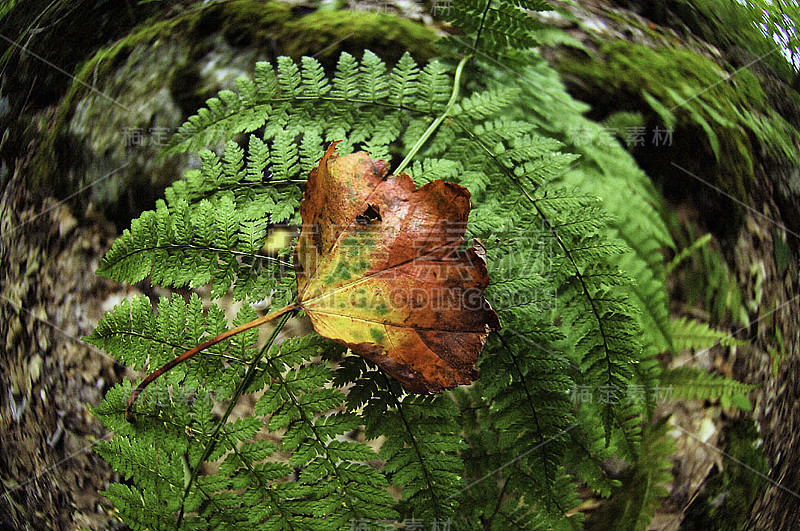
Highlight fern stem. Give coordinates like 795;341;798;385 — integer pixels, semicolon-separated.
104;242;293;269
176;307;296;527
473;0;493;53
380;373;446;521
265;346;363;515
495;333;554;480
665;232;711;275
394;55;471;175
125;301;299;420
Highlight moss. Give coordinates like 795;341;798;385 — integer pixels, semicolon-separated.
730;67;768;104
278;9;439;66
562;40;766;108
52;0;438;137
212;0;295;49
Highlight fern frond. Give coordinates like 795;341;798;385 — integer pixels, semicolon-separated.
590;417;674;531
300;56;331;98
670;316;747;351
334;358;466;522
447;0;549;54
373;392;465;521
414;49;648;465
89;36;718;528
101;483;179;530
165;52;451;158
97;196;290;300
660;366;756;401
389;52;421;106
360;50;390;103
415;59;452;112
252;335;398;525
84;293;233;382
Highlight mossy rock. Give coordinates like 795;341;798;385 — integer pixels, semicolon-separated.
34;0;439;227
279;9;439;65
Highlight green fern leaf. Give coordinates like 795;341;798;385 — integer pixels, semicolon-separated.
660;366;756;401
670;316;748;351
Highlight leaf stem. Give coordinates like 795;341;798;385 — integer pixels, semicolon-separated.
176;307;296;527
125;301;299;420
394;54;471;175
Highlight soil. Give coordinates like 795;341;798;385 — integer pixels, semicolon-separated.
1;150;133;530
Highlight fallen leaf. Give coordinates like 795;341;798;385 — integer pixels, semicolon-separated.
295;142;501;392
126;143;501;418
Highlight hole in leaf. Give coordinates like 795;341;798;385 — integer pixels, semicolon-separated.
356;204;382;224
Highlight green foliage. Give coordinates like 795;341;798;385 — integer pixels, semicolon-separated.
87;5;755;528
669;316;748;352
163;49;451;158
688;0;800;82
768;324;788;378
444;0;550;53
588;417;675;531
668;218;749;326
557;40;800;201
660;367;756;409
666;233;711;275
98;142;298;301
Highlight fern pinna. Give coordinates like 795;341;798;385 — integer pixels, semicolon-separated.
85;1;751;529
